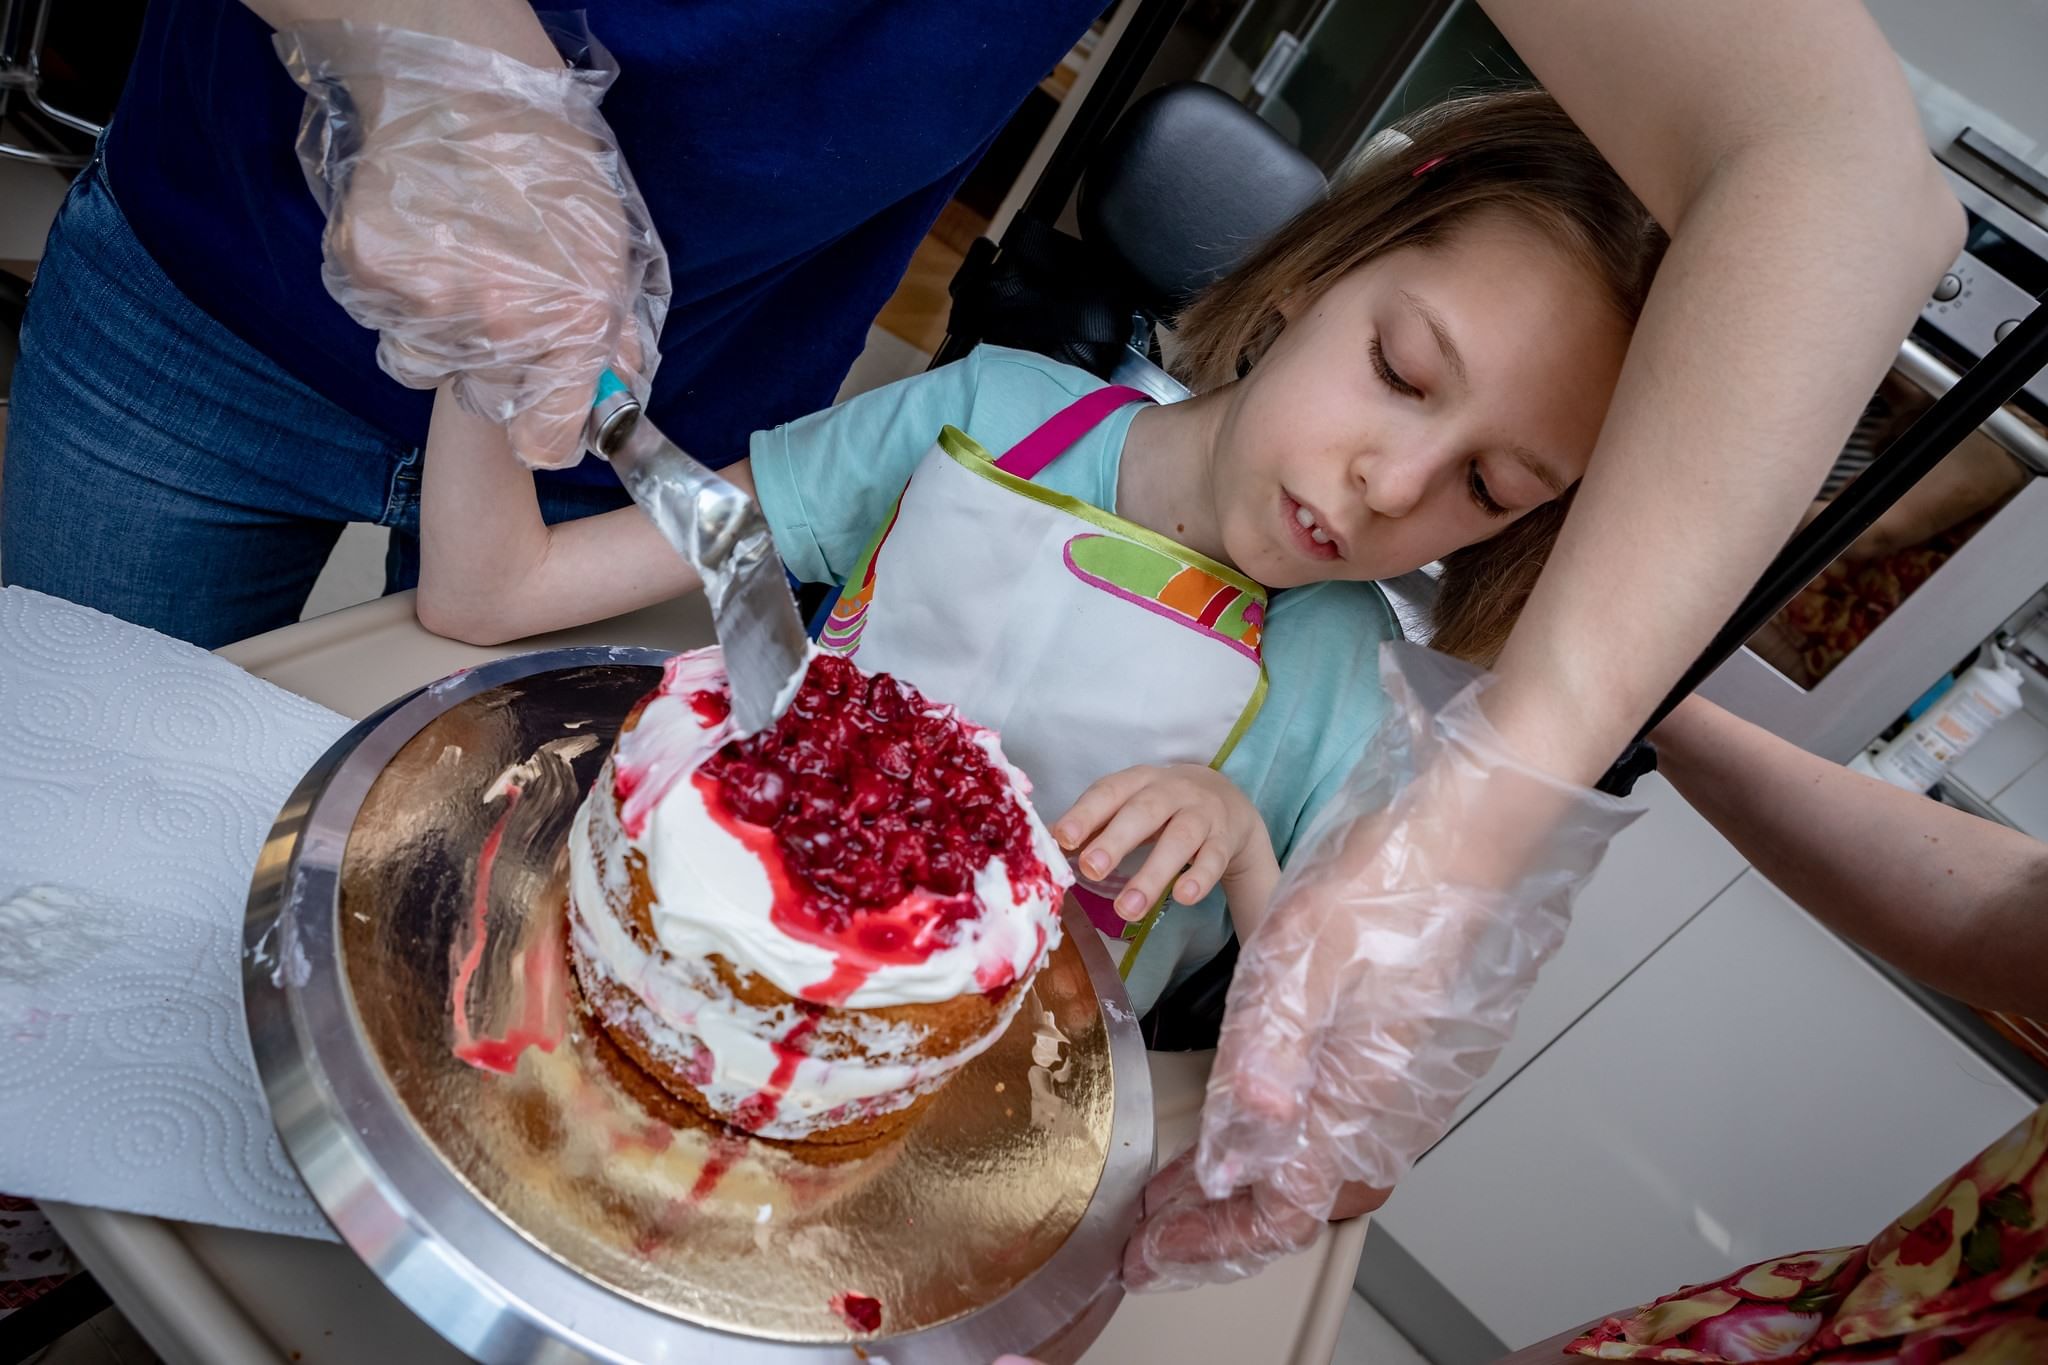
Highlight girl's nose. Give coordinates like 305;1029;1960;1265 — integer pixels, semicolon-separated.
1351;444;1434;520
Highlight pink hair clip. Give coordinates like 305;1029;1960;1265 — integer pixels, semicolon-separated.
1411;154;1446;178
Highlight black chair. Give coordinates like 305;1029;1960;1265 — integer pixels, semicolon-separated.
939;81;1325;399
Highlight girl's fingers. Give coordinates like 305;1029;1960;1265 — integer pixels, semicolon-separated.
1078;786;1184;889
1118;812;1210;919
1052;769;1150;854
1175;840;1231;905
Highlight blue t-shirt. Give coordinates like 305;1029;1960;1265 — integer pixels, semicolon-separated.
752;346;1398;1014
103;1;1102;484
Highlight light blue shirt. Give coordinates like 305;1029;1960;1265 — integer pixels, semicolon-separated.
751;346;1396;1016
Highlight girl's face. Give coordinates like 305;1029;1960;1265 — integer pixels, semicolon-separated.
1206;211;1632;589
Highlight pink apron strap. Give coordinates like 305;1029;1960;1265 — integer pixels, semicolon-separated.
995;385;1154;481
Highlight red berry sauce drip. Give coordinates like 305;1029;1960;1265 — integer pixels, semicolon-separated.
730;1013;818;1133
451;785;564;1074
684;1013;817;1198
687;1133;747;1203
693;655;1053;1004
831;1292;884;1335
687;689;730;727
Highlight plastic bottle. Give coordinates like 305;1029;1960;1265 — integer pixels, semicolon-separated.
1860;643;2026;791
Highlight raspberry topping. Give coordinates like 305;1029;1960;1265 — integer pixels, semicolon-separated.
697;656;1043;929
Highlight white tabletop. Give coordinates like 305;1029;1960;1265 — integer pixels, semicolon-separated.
46;590;1366;1364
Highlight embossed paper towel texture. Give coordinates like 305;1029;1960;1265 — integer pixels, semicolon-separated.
1;587;348;1238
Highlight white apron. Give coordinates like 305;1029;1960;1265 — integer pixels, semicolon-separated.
816;385;1268;978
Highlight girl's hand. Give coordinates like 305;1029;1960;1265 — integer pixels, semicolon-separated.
1052;765;1276;922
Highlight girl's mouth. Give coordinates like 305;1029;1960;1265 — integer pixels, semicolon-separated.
1281;492;1342;561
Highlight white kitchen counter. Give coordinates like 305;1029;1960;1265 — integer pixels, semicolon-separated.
44;590;1366;1365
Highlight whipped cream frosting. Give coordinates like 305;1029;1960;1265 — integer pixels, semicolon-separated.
570;799;1000;1139
581;647;1067;1011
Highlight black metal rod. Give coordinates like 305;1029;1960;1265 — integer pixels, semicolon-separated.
1637;289;2048;741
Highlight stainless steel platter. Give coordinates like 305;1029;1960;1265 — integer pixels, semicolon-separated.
242;648;1153;1363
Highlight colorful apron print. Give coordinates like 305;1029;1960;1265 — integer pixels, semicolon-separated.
818;498;902;658
1062;535;1265;659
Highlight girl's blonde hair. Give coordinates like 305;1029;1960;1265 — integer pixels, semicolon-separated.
1169;88;1667;664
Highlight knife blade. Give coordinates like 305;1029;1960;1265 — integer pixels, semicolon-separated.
588;372;809;735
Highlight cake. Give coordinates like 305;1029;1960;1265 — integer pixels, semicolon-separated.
566;647;1069;1153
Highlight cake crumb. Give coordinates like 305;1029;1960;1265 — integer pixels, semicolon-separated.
994;1081;1005;1093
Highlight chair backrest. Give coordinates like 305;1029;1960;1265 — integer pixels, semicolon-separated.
940;83;1325;381
1078;82;1326;320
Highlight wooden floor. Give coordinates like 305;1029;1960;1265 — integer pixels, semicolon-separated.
871;200;988;357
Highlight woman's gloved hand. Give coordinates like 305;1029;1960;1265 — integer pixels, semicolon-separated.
1126;641;1642;1291
275;20;669;469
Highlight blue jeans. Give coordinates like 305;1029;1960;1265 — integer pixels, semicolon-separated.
0;142;628;649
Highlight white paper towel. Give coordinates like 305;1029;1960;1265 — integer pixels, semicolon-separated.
1;587;350;1239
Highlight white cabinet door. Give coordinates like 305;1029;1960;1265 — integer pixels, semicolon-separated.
1454;774;1748;1120
1373;871;2032;1350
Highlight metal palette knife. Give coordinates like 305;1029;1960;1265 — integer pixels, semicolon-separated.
588;371;809;734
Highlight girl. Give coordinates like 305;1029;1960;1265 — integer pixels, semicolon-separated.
417;89;1665;1019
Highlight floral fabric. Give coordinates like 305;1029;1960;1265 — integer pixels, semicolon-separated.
1570;1102;2048;1363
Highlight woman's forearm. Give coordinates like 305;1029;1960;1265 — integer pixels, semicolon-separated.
415;389;704;645
1479;0;1963;784
1843;435;2029;561
239;0;561;67
1655;698;2048;1017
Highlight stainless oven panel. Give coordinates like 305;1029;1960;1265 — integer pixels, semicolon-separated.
1920;168;2048;417
1702;477;2048;760
1700;351;2048;761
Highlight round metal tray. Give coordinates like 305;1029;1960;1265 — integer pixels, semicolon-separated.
242;648;1152;1363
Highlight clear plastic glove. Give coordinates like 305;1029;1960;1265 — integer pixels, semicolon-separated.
1123;1145;1347;1293
1125;641;1642;1291
275;19;669;468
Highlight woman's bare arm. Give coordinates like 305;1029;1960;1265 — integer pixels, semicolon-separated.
1655;696;2048;1018
1842;435;2029;561
1477;0;1963;782
414;388;713;645
238;0;561;65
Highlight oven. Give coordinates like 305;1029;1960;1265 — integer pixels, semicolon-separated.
1698;156;2048;762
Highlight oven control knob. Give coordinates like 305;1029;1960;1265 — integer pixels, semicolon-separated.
1995;318;2020;342
1932;273;1963;302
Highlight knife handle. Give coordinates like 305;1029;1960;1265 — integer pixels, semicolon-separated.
588;368;641;458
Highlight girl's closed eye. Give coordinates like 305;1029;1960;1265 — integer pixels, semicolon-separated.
1369;335;1421;399
1467;462;1508;517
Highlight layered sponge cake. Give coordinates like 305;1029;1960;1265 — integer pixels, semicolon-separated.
566;647;1068;1152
